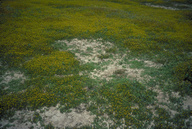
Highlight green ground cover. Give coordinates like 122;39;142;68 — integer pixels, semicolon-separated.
0;0;191;128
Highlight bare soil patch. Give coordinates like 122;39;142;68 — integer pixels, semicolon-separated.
56;38;160;82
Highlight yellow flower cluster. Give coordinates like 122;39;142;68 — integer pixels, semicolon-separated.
0;87;56;114
24;51;79;76
0;76;87;115
92;81;154;127
1;0;192;127
1;0;191;67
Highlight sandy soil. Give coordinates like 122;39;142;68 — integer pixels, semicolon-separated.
58;38;161;82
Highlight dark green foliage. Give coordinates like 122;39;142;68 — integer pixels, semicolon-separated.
44;123;55;129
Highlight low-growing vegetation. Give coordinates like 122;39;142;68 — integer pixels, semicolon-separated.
24;51;79;76
0;0;191;128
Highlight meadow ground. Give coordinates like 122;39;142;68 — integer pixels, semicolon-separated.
0;0;192;128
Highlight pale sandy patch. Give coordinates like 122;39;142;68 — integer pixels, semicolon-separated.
183;96;192;110
0;110;41;129
0;71;26;90
42;103;96;128
0;71;26;84
144;60;163;68
144;2;192;10
145;3;179;10
0;103;96;129
56;38;153;82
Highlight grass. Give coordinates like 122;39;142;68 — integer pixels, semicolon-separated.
0;0;192;128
